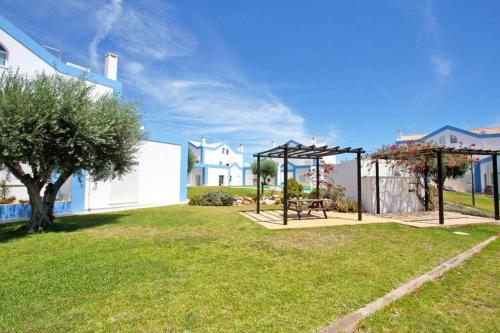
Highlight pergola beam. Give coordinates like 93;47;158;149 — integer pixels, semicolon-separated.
254;143;365;225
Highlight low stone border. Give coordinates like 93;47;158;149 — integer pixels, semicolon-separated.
319;234;499;333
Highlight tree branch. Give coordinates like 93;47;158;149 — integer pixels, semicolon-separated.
4;161;32;185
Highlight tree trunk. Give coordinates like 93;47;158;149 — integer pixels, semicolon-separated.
27;186;53;231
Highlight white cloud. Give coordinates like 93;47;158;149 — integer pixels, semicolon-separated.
88;0;123;70
79;0;324;152
123;70;310;151
110;7;196;61
430;54;452;81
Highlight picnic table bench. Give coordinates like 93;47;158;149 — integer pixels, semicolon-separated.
287;198;328;220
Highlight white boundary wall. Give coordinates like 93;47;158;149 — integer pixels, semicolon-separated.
85;141;183;211
333;159;424;214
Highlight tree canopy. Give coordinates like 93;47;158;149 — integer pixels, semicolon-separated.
251;159;277;183
0;71;144;230
188;147;196;174
371;141;470;209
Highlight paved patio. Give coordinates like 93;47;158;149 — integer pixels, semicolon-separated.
380;211;499;228
240;210;499;229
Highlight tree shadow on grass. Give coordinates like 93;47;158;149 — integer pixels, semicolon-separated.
0;213;129;243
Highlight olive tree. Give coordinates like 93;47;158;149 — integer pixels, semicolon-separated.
251;159;277;194
188;146;196;174
0;71;144;231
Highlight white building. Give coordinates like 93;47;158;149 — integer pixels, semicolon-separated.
0;14;187;221
188;137;244;186
396;125;500;192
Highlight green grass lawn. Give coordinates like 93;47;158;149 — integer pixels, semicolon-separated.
358;239;500;332
0;205;498;332
188;185;273;199
444;190;498;213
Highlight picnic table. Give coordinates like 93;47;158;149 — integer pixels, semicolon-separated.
287;198;328;220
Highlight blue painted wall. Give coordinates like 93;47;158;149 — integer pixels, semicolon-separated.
0;201;72;221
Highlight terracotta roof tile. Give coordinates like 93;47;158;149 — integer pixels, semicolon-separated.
469;127;500;135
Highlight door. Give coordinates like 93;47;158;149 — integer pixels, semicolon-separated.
219;175;224;186
195;175;201;186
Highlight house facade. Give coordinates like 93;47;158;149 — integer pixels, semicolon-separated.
396;125;500;192
188;137;244;186
0;14;187;221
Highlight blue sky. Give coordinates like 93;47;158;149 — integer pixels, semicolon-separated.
1;0;499;156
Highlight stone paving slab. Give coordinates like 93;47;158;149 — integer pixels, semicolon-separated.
240;210;498;229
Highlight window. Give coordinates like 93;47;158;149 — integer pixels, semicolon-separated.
0;44;6;66
438;136;446;145
218;175;224;186
450;135;458;144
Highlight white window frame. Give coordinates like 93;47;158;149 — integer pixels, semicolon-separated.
449;135;458;144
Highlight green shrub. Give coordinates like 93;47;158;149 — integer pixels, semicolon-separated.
286;179;304;199
336;198;358;213
325;185;346;201
189;191;234;206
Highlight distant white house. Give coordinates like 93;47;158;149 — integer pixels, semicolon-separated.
396;125;500;193
188;137;244;186
0;14;187;221
243;138;337;187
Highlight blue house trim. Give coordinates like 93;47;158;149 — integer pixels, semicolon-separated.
189;141;244;156
0;14;122;92
397;125;500;144
474;161;482;193
71;172;86;212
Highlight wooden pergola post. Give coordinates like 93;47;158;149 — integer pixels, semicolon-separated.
436;150;444;225
256;155;261;214
424;161;429;211
253;144;366;225
316;157;320;199
470;157;476;206
283;145;289;225
375;159;380;214
357;151;362;221
493;154;499;220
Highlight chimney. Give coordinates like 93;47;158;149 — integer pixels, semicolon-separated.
201;136;206;146
239;144;244;153
311;136;317;145
104;53;118;80
271;141;276;148
396;129;402;140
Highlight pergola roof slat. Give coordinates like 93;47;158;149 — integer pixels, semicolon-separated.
254;144;365;158
373;146;500;160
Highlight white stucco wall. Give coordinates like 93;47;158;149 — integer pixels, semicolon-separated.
229;165;243;186
333;159;423;213
0;29;113;96
85;140;182;210
205;168;229;186
423;128;500;150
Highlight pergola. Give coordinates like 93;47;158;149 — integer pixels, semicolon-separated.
254;143;365;225
372;147;499;224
